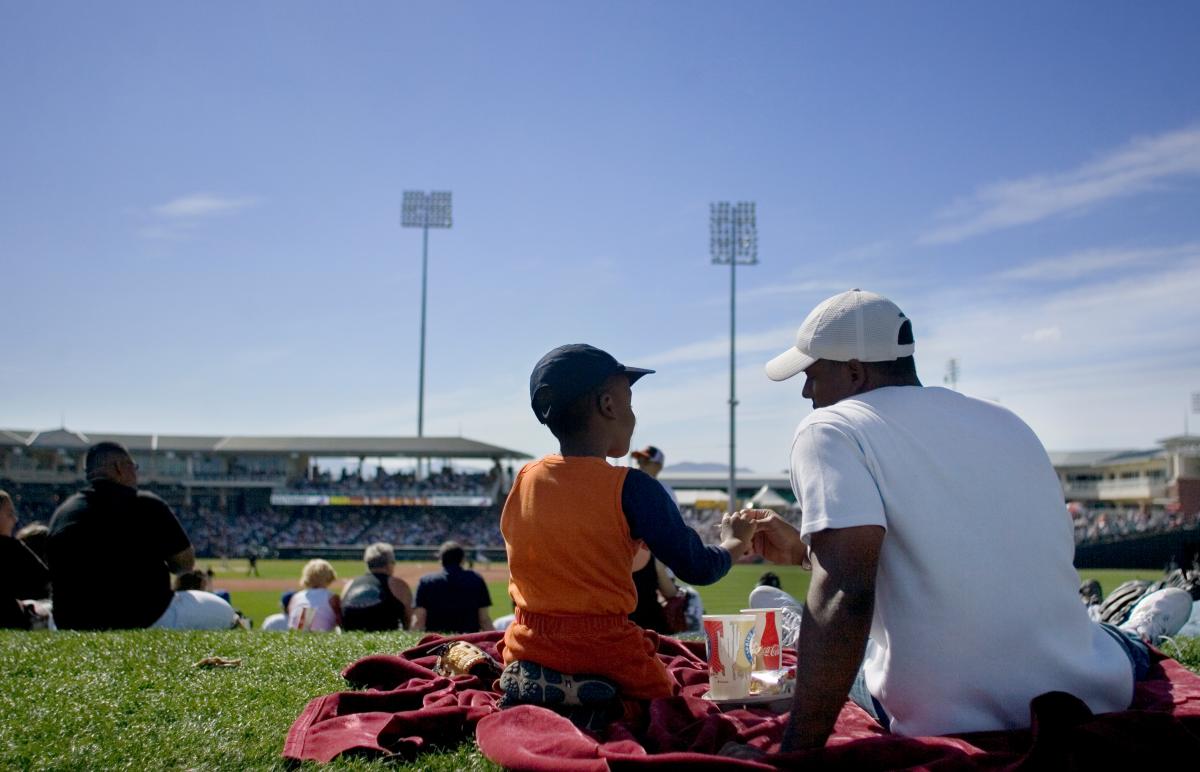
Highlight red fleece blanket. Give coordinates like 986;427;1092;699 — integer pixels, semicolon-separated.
283;631;1200;768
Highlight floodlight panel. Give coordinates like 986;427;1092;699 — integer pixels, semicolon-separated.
710;201;735;262
733;201;757;262
426;190;453;228
402;191;428;227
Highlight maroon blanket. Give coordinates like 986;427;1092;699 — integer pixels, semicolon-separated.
283;631;1200;768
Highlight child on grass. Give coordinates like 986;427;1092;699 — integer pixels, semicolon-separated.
287;559;342;631
497;344;756;708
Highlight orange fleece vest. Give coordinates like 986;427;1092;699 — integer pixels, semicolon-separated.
501;454;639;616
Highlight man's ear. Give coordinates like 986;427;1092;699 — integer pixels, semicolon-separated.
847;359;868;391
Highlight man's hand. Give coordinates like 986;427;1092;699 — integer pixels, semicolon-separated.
743;510;810;568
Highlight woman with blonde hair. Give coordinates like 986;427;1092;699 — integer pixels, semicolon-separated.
287;559;342;631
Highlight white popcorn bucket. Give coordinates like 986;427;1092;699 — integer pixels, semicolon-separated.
702;614;755;699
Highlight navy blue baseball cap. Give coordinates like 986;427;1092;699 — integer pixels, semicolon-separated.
529;344;654;424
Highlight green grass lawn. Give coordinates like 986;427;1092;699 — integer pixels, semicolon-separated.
217;559;1170;630
3;563;1195;769
0;630;495;771
223;561;821;628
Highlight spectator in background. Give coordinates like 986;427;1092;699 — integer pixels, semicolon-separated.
341;542;413;631
47;442;236;630
628;445;683;634
174;570;208;592
1;489;50;629
412;541;492;633
630;445;677;505
287;559;342;631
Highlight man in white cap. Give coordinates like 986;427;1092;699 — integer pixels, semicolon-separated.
750;289;1192;751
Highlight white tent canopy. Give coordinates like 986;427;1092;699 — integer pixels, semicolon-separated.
674;488;730;508
747;484;790;509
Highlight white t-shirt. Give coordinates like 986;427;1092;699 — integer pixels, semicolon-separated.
287;587;339;632
790;386;1131;737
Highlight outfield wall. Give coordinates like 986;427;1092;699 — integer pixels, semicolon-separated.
1073;526;1200;569
275;545;508;562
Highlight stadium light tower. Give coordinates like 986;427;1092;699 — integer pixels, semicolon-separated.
401;191;453;441
710;201;758;511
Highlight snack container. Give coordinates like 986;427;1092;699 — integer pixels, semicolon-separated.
702;614;755;699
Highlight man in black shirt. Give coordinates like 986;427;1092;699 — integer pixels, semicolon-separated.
1;489;50;629
412;540;492;633
341;542;413;631
48;442;235;630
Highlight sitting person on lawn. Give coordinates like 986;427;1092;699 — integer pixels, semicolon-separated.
287;559;342;631
497;343;757;717
1;489;50;629
341;542;413;632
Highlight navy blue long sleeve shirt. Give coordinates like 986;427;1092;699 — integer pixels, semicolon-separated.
620;469;731;585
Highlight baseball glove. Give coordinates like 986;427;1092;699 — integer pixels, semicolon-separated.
1097;579;1154;626
1164;568;1200;601
433;640;502;680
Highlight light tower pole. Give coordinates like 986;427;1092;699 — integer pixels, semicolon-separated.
710;201;758;511
402;191;453;446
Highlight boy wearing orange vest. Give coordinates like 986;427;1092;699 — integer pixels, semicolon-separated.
498;344;756;711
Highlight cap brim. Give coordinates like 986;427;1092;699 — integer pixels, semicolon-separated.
620;366;655;385
764;347;816;382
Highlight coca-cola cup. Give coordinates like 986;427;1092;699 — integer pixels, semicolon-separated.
741;607;784;671
702;614;755;699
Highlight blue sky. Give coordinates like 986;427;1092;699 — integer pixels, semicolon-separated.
3;1;1199;473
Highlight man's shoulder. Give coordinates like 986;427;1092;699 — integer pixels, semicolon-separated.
134;489;171;508
417;570;448;586
48;491;91;532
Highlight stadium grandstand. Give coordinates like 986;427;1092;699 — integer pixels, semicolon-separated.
0;427;529;559
3;427;1198;563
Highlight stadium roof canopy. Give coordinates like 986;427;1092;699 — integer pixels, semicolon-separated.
1;427;531;460
1045;450;1142;467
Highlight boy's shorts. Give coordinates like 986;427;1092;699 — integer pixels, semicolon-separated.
498;608;674;700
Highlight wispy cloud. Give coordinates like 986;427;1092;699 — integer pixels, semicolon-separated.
736;280;850;302
919;125;1200;245
137;192;261;240
152;193;259;219
638;325;797;367
995;242;1200;281
1022;326;1063;344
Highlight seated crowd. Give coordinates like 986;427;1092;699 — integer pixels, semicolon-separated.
1073;505;1200;544
1;441;501;634
259;540;491;635
172;505;504;557
291;464;504;497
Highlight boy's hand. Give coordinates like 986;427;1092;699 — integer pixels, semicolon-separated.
719;510;758;559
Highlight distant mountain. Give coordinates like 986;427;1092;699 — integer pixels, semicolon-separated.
663;461;755;473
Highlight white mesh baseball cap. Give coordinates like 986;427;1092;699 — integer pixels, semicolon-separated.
765;289;914;381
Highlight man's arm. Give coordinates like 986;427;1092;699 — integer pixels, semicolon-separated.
329;593;343;628
783;525;884;752
388;577;414;629
410;606;427;631
478;607;493;630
